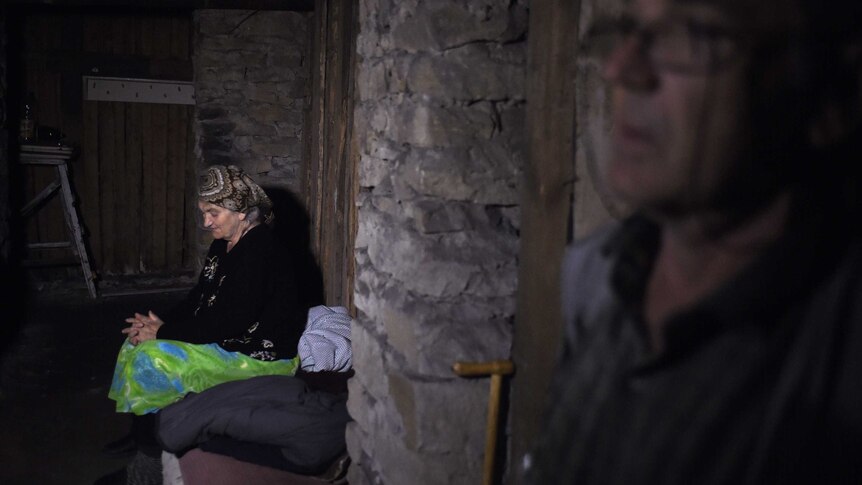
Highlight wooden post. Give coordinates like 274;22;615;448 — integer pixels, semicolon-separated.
301;0;358;308
510;0;581;482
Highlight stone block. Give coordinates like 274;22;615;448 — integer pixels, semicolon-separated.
268;51;305;70
498;101;527;149
241;83;281;103
235;11;309;38
199;119;235;138
231;117;278;136
201;152;235;166
404;199;471;234
249;137;301;158
387;373;486;453
371;289;514;376
196;10;256;36
241;156;273;175
199;135;232;152
197;105;227;121
388;100;495;147
398;147;476;201
466;141;523;205
358;154;391;188
464;262;518;298
356;59;389;102
406;43;526;101
246;102;295;123
232;135;253;152
391;1;524;52
198;49;267;70
349;319;390;401
270;156;299;172
363;217;476;298
274;120;304;137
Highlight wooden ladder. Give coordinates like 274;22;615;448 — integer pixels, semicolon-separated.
20;146;98;298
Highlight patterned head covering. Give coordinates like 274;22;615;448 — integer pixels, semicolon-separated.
198;165;274;223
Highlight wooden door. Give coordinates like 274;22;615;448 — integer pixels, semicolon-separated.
82;101;195;274
18;10;195;276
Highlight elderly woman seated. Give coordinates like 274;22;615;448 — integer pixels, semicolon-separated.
97;165;305;485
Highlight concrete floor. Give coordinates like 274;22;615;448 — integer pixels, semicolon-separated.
0;286;185;485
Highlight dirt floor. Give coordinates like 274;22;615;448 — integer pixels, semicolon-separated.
0;285;186;485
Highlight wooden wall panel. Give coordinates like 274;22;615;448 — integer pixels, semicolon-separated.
81;101;101;264
149;104;169;271
165;105;186;270
124;103;143;272
20;11;194;276
97;101;117;271
140;103;154;270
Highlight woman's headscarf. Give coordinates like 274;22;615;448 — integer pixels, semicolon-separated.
198;165;274;224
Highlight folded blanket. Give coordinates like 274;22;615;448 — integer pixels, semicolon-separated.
156;375;350;475
298;306;352;372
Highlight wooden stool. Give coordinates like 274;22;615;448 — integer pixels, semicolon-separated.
19;145;98;298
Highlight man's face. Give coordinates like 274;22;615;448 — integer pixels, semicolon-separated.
603;0;754;216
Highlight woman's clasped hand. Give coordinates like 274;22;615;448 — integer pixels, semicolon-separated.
121;311;165;346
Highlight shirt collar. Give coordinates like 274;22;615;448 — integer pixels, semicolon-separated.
605;196;849;360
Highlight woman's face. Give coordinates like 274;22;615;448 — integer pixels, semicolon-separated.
198;200;246;241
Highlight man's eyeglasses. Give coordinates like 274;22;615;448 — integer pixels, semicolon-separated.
581;15;742;74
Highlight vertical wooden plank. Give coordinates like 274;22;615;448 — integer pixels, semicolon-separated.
125;103;143;273
152;15;172;59
111;15;130;56
323;0;345;305
45;13;63;51
40;65;67;252
82;15;100;53
164;105;184;270
98;102;117;273
140;103;154;271
22;20;46;255
111;102;129;272
95;15;113;54
170;15;190;60
82;15;102;270
34;63;65;252
24;164;40;259
139;15;154;58
343;0;359;311
126;15;140;56
307;0;328;282
183;105;197;270
510;1;580;481
301;0;360;307
151;104;169;270
82;101;102;270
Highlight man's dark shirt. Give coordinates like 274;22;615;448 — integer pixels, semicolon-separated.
528;200;862;484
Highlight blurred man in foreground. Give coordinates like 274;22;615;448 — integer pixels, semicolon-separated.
529;0;862;483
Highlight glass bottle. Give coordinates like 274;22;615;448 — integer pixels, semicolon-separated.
20;92;36;143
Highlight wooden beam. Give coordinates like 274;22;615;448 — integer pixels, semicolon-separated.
509;0;580;482
6;0;314;12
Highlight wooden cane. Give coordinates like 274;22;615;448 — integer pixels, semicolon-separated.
453;360;515;485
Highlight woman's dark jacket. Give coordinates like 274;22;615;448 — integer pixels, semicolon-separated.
157;224;302;360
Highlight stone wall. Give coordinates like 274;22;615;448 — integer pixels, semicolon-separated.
193;9;310;193
347;1;528;483
0;9;9;265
